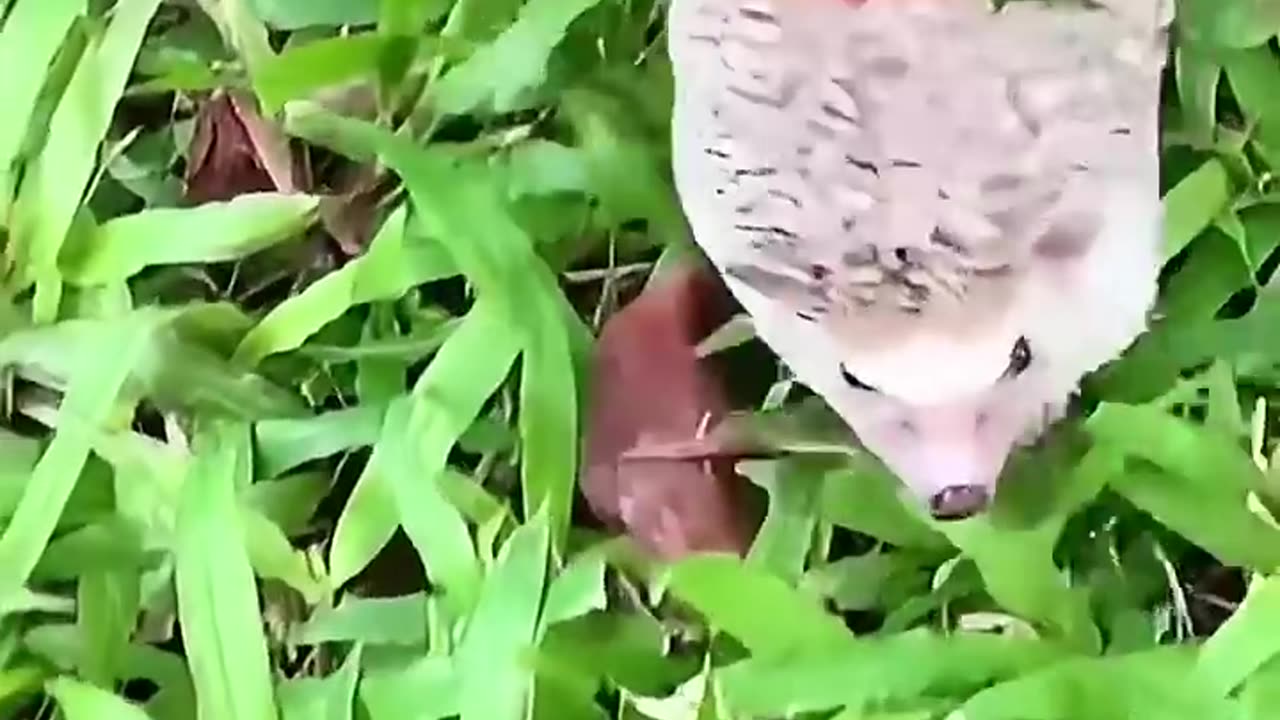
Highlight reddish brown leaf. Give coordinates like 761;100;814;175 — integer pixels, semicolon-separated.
581;262;762;561
317;166;394;256
184;90;305;204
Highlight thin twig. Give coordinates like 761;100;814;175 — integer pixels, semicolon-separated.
563;261;653;284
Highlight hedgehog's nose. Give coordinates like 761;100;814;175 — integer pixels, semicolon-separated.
929;484;989;520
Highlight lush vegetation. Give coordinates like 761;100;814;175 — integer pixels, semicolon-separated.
0;0;1279;718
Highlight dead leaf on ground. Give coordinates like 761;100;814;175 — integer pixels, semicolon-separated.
185;90;305;203
581;261;763;561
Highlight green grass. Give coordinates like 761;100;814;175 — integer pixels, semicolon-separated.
0;0;1277;718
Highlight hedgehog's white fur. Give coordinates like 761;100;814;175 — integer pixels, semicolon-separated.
667;0;1168;511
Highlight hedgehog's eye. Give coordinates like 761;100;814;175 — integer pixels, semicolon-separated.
840;363;878;392
1004;336;1032;379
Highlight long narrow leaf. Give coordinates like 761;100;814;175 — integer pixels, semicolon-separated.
173;421;277;720
0;0;85;220
1163;158;1233;261
391;146;584;549
328;298;519;591
234;204;456;366
1198;575;1280;696
62;192;319;284
0;315;150;613
666;554;853;658
718;630;1066;716
1089;402;1280;571
431;0;605;117
47;676;154;720
378;396;483;618
956;648;1235;720
518;294;576;548
456;509;551;720
9;0;163;321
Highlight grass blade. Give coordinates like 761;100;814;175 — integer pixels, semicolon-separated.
62;192;319;284
234;204;456;365
1089;402;1280;571
378;395;483;618
456;509;551;720
955;648;1233;720
718;630;1065;716
1198;575;1280;696
359;655;458;720
391;146;587;549
255;32;387;113
47;676;154;720
0;315;150;612
254;403;385;479
328;298;519;591
76;569;139;687
0;0;85;220
173;420;278;720
518;293;577;548
8;0;163;321
666;554;853;658
431;0;604;117
277;644;362;720
1163;158;1233;261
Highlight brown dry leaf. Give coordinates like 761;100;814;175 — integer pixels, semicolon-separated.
185;90;305;204
186;89;389;258
581;261;762;561
317;165;395;256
